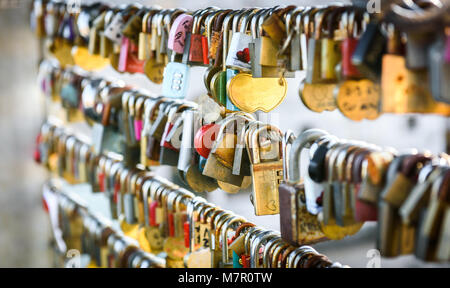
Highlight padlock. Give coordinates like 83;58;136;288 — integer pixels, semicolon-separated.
179;114;219;193
159;104;186;166
340;10;361;79
89;11;107;55
352;150;381;222
202;116;247;187
376;155;407;257
399;164;443;228
248;9;295;79
352;21;386;81
220;216;247;267
248;9;268;78
320;7;345;81
248;125;283;216
140;98;163;166
286;8;304;72
382;154;431;208
168;13;193;54
145;102;169;165
225;10;254;71
212;11;239;106
118;37;145;73
138;11;153;61
279;129;329;245
194;123;220;159
161;13;193;98
162;53;191;98
304;8;326;84
164;192;191;267
118;8;147;73
177;108;196;173
415;170;450;261
188;9;213;65
255;11;279;68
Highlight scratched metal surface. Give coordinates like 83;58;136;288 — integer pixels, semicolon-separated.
0;0;448;267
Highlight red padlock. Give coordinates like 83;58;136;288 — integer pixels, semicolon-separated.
341;38;361;78
202;36;209;65
188;12;209;64
113;182;120;204
149;201;158;227
98;171;105;192
352;151;377;221
160;122;178;151
354;183;378;222
194;123;220;159
184;221;190;248
341;11;361;78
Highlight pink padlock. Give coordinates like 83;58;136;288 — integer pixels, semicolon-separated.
118;37;130;72
134;119;143;141
168;13;193;54
119;37;144;73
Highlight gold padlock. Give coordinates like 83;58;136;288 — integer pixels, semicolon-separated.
249;125;283;216
214;133;237;169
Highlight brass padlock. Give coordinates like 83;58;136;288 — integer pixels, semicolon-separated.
203;115;250;187
279;129;329;245
249;125;283;216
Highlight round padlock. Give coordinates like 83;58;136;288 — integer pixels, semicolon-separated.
194;123;220;159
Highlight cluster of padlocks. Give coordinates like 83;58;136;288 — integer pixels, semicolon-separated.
31;0;450;267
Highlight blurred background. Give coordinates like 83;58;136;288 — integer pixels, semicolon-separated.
0;0;449;267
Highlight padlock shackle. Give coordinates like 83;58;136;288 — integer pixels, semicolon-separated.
270;241;290;268
141;177;156;227
215;212;235;238
244;226;264;255
239;9;259;34
282;130;296;182
325;142;350;183
213;212;235;249
301;7;318;39
262;236;283;268
287;128;328;184
335;145;360;181
232;9;249;33
210;113;253;154
221;216;246;264
166;190;178;212
187;197;207;251
250;8;269;39
250;231;279;268
250;124;282;164
222;10;240;65
290;246;318;268
200;204;216;223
